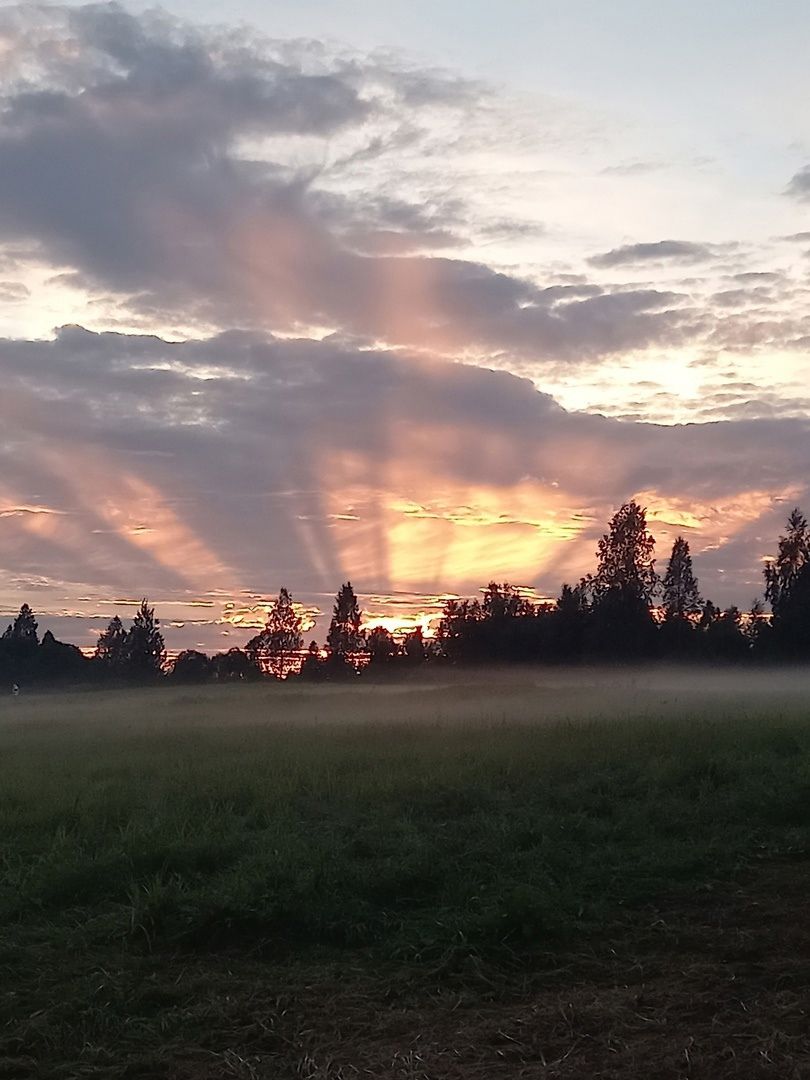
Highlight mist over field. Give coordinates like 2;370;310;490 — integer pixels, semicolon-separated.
4;668;810;1077
6;663;810;731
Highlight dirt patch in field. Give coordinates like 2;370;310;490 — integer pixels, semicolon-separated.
164;858;810;1080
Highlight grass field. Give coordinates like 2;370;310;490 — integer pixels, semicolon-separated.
3;667;810;1078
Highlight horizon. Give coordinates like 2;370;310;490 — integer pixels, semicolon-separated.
2;2;810;650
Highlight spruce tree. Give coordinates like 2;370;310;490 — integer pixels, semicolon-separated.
94;615;128;673
327;582;364;661
662;536;702;621
124;599;165;681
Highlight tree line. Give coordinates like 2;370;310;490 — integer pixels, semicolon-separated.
3;502;810;688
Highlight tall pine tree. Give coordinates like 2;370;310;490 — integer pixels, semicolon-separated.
124;599;165;681
327;582;364;663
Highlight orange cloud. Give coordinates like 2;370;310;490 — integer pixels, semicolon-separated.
323;448;589;592
635;486;803;552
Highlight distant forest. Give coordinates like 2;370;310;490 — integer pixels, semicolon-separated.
3;502;810;689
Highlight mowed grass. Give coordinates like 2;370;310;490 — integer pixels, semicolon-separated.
3;668;810;1077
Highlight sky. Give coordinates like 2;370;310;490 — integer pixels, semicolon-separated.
1;1;810;650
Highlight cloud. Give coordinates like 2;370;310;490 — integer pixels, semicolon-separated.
600;161;665;177
731;271;783;283
0;4;702;364
1;325;808;644
5;5;807;373
0;4;806;383
310;191;468;255
588;240;718;268
786;166;810;200
0;280;29;301
711;287;774;308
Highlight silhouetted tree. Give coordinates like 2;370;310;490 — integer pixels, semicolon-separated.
660;536;702;658
745;598;769;654
37;630;89;684
437;586;546;663
764;508;809;616
590;502;659;604
247;587;304;678
0;603;40;685
3;604;39;645
704;606;749;662
367;626;398;666
299;640;324;681
403;625;426;665
436;598;464;660
171;650;213;683
436;597;483;662
326;582;364;663
477;582;539;661
585;502;658;658
123;599;165;681
94;615;128;675
764;508;810;658
213;647;260;682
481;582;534;620
554;582;588;661
662;537;702;621
699;599;719;631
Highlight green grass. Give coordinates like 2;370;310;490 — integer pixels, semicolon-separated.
2;669;810;1076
